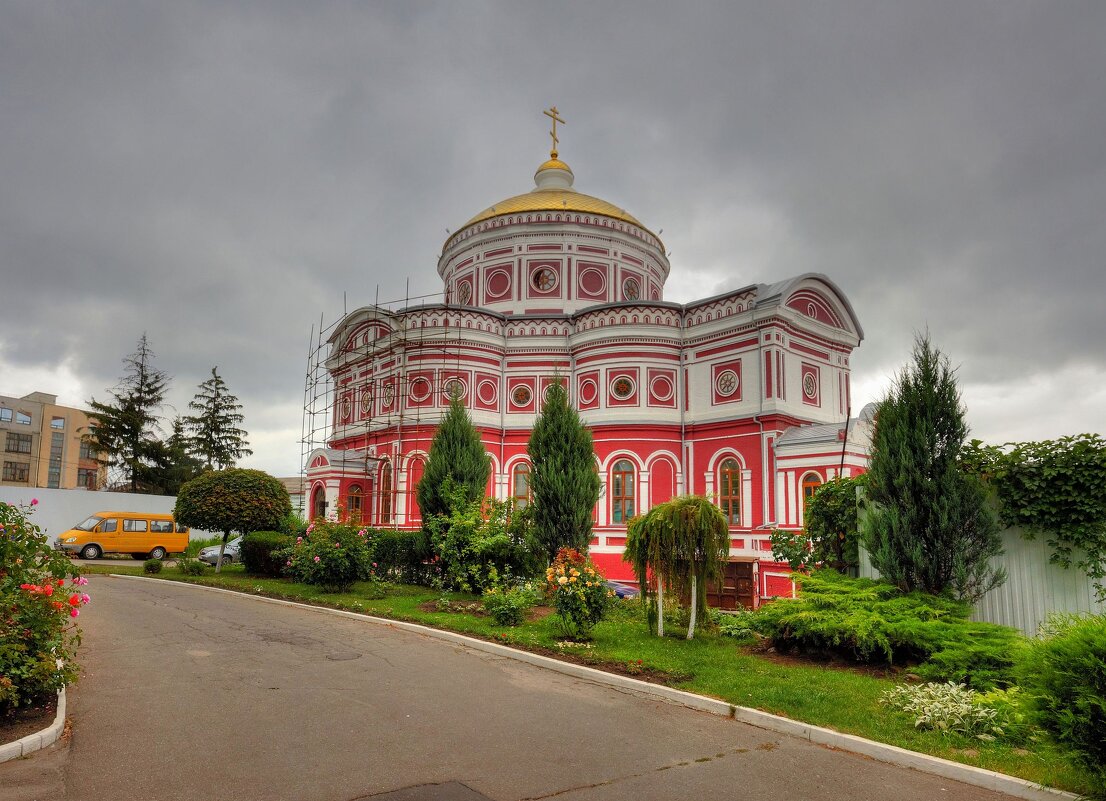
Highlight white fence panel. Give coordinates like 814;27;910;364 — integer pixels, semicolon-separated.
858;527;1103;636
0;486;216;540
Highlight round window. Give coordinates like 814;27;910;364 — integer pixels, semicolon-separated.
716;370;739;397
532;268;557;292
360;385;374;415
622;277;641;300
340;395;352;421
443;377;466;400
382;383;396;408
611;376;635;400
803;372;818;399
457;282;472;304
511;385;533;406
409;377;432;402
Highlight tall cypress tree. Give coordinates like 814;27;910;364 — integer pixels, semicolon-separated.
528;379;600;561
184;367;252;470
87;334;170;493
417;393;490;521
861;335;1005;603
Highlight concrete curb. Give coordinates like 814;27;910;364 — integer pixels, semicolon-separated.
0;687;66;764
113;575;1078;801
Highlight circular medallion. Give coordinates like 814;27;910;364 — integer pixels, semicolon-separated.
457;282;472;304
486;270;511;298
340;395;352;422
622;277;641;300
803;372;818;399
360;385;373;415
579;378;597;405
716;370;739;397
611;376;635;400
409;377;432;403
532;267;558;292
382;383;395;408
650;375;674;402
477;379;498;405
511;385;533;407
579;267;606;296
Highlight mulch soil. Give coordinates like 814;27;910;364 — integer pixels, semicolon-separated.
0;695;57;745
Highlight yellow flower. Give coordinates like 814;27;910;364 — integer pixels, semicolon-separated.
569;568;581;577
557;576;568;585
569;576;578;583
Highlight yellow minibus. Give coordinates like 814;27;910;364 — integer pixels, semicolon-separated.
55;511;189;560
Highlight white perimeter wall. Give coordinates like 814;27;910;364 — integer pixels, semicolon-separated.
859;528;1104;636
0;487;217;540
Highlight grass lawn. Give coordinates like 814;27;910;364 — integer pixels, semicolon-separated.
82;564;1092;795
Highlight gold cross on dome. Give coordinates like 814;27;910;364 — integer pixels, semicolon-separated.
543;106;565;158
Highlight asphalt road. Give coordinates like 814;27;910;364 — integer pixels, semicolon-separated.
1;577;1024;801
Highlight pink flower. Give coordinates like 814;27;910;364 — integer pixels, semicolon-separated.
296;536;303;543
372;562;377;568
285;560;292;567
81;594;91;604
30;498;38;505
69;608;79;618
313;556;320;563
72;576;89;586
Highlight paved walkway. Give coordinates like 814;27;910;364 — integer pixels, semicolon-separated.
0;577;1026;801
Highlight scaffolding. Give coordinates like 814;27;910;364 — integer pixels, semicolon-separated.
299;283;471;519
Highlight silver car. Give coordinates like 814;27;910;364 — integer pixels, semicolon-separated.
197;536;243;567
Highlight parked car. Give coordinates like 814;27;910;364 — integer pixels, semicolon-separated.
197;536;243;566
604;580;640;599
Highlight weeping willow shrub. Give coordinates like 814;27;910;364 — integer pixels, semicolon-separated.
624;495;730;639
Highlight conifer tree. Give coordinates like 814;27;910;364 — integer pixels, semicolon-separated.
528;379;600;561
184;367;252;470
861;335;1005;603
417;393;490;522
158;416;205;495
87;334;170;493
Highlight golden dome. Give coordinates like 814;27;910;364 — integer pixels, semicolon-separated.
536;157;573;174
458;188;645;231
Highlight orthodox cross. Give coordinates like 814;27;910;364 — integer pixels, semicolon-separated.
543;106;565;158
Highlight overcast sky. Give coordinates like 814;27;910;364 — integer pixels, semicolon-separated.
2;2;1103;477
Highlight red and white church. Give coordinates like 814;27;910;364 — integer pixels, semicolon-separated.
306;118;871;605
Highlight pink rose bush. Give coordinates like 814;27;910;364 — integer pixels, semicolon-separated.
281;520;376;593
1;501;87;710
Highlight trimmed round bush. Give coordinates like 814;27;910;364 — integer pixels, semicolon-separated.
1020;614;1106;797
143;558;163;574
241;531;292;577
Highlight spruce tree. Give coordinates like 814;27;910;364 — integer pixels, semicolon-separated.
184;367;252;470
417;393;490;521
861;335;1005;603
158;416;205;495
87;334;170;493
528;379;600;561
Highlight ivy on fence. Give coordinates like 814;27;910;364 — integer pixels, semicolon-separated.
963;434;1106;601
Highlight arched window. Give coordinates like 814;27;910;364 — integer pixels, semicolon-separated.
347;485;363;523
719;458;741;525
379;462;393;524
801;473;822;521
312;486;326;520
611;459;635;524
512;462;531;509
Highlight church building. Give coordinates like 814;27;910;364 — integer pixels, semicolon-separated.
306;112;871;604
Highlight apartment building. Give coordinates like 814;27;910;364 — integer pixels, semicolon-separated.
0;391;105;490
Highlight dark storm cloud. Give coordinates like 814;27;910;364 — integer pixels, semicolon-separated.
2;1;1104;473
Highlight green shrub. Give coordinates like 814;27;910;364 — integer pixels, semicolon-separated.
143;558;163;574
482;581;540;626
283;520;374;593
717;609;765;641
177;558;207;576
0;500;87;711
545;548;612;639
755;570;1023;688
184;535;222;558
241;531;292;577
1019;613;1106;797
370;527;433;584
425;493;543;593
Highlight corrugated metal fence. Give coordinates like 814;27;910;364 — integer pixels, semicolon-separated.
859;527;1104;636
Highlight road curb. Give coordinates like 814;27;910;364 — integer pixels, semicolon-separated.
112;575;1078;801
0;687;66;764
